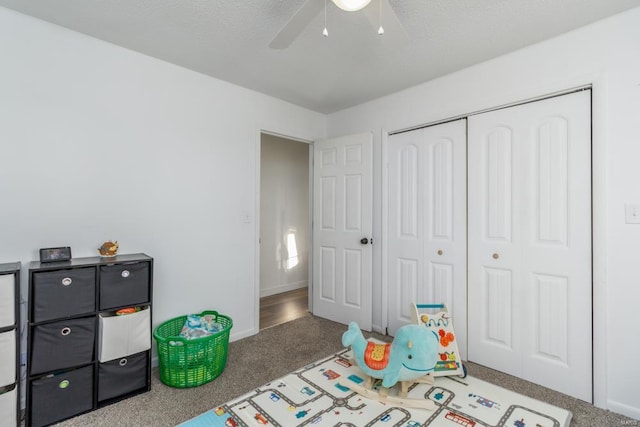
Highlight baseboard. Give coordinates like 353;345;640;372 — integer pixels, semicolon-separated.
372;323;386;335
260;281;307;298
607;399;640;421
230;326;259;342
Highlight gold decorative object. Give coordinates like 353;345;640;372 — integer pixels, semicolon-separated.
98;240;119;257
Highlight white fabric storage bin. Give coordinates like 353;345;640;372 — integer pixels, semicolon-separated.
0;330;15;388
99;307;151;362
0;387;16;425
0;274;15;328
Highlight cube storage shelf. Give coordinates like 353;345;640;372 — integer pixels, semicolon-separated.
0;262;20;427
26;253;153;427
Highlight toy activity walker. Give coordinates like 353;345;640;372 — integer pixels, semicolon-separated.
411;303;466;378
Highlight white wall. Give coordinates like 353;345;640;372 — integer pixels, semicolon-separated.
3;2;640;419
0;7;325;343
259;134;309;297
326;7;640;419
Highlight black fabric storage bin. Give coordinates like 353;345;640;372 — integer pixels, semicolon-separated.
99;262;150;309
30;365;94;427
32;267;96;323
30;317;95;375
98;351;148;402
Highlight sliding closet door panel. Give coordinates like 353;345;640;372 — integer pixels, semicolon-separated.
423;121;467;358
388;131;425;332
468;119;522;376
387;120;467;359
520;91;592;401
468;90;592;402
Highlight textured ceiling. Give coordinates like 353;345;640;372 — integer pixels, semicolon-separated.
1;0;639;113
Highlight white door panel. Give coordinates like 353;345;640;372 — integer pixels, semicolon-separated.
387;120;467;358
468;118;522;376
468;90;592;401
313;133;373;330
521;94;592;400
389;131;425;330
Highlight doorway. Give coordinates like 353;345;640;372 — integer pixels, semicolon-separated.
259;133;311;329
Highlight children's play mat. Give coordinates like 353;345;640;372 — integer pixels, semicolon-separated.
180;348;572;427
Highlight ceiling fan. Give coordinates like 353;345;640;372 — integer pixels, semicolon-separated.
269;0;408;49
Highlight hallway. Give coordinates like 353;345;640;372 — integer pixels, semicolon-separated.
259;287;309;330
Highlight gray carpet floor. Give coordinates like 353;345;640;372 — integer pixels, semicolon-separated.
53;315;636;427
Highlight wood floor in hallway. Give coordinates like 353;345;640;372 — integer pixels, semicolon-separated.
259;287;309;330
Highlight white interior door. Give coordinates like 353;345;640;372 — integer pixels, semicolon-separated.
387;120;467;359
312;133;373;330
468;90;592;401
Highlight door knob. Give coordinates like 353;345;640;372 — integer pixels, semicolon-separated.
492;253;500;259
360;238;369;245
437;249;443;255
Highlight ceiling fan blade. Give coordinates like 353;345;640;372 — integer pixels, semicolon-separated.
269;0;324;50
361;0;409;44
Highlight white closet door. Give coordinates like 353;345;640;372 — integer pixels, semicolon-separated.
313;132;373;330
468;90;592;401
387;120;467;358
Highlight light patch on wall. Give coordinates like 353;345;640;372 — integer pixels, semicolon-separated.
286;231;299;270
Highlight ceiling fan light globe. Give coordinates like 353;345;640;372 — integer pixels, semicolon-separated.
331;0;372;12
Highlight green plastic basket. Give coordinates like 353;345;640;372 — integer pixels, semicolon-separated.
153;311;233;388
